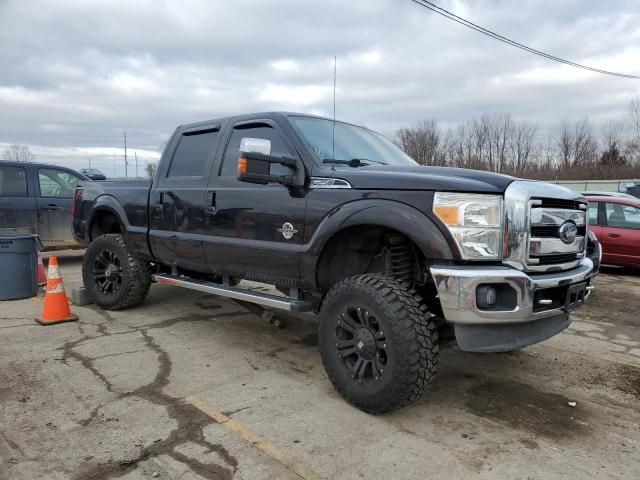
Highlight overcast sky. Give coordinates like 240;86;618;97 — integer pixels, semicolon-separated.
1;0;639;176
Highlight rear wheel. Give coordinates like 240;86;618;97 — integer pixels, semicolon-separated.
82;234;151;310
318;274;438;414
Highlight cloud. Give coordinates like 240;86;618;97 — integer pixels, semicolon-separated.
1;0;639;176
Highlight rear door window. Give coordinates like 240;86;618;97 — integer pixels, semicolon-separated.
167;129;219;178
38;168;80;198
0;166;28;197
605;202;640;229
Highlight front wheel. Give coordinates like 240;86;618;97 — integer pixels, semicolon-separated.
82;234;151;310
318;274;439;414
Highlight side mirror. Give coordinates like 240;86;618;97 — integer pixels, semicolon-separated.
240;137;272;156
237;151;301;186
236;137;304;187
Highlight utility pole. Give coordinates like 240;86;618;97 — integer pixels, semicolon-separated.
135;152;138;178
123;131;128;179
89;156;92;169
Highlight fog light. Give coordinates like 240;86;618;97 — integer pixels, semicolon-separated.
476;285;497;309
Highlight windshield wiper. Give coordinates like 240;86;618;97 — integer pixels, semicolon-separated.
322;158;387;167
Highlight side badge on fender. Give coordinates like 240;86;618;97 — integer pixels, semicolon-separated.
278;222;298;240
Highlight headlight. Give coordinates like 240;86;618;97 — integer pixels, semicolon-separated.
433;192;503;260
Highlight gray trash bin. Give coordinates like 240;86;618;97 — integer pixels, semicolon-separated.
0;234;43;300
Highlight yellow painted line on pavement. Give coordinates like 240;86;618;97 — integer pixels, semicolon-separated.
31;296;41;303
186;395;321;480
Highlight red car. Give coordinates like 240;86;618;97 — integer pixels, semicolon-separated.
586;195;640;269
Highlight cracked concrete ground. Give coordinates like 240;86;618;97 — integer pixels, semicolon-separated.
1;250;640;479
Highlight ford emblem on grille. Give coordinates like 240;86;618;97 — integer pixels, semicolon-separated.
559;221;578;244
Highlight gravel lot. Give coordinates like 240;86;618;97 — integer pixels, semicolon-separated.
1;251;639;479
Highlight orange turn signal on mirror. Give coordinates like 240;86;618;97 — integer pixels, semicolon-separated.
238;157;247;174
433;206;459;226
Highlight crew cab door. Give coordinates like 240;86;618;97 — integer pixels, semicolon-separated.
0;165;37;237
202;119;307;285
601;201;640;266
35;167;82;247
148;125;222;272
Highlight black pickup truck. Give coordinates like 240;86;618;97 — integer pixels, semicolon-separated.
73;112;600;413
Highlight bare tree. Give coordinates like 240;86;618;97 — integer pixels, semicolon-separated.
600;120;626;166
555;119;597;168
626;97;640;164
393;107;640;181
395;120;445;166
2;144;33;162
488;113;512;172
145;162;158;179
556;121;573;169
573;119;598;166
509;121;537;175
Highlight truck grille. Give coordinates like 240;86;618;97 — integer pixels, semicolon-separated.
530;225;587;237
535;198;584;210
527;197;587;270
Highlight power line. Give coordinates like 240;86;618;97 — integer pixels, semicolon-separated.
409;0;640;80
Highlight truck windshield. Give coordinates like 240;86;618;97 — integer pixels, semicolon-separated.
290;116;417;167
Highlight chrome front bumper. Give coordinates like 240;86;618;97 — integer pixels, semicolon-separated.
430;257;594;325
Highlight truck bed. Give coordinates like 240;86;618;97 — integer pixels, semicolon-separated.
74;179;152;255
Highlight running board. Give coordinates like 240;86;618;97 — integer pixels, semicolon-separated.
152;274;313;313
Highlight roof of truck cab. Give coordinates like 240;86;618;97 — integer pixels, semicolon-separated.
177;112;370;132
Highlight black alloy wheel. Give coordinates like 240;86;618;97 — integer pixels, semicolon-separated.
93;249;123;295
335;306;388;382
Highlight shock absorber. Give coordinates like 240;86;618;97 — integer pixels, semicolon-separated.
384;235;414;282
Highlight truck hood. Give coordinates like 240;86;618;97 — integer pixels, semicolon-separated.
331;165;515;193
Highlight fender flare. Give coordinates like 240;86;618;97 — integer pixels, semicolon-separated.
301;199;459;290
88;195;130;239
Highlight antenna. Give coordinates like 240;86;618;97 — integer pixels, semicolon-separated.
123;131;128;179
331;55;337;169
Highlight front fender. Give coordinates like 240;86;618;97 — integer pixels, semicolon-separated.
301;199;458;290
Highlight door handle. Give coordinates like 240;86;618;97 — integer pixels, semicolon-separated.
154;192;164;215
607;232;621;238
45;204;60;211
205;191;216;215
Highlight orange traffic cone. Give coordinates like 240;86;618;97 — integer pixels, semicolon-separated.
36;256;78;325
36;252;47;286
